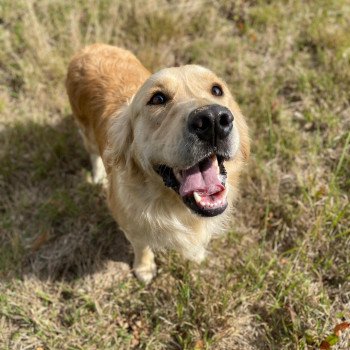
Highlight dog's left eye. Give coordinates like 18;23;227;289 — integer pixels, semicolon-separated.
148;92;168;105
211;84;223;97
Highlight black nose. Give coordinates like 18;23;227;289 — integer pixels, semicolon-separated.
188;104;233;143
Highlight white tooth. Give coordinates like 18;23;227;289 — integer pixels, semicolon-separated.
213;155;220;175
193;192;202;204
174;170;182;182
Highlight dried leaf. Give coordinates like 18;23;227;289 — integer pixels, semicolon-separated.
320;340;331;350
334;322;350;336
31;231;49;251
194;340;204;350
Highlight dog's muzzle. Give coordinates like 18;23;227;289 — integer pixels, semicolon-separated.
155;104;235;217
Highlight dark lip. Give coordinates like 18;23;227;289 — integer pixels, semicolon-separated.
154;154;228;217
183;195;228;217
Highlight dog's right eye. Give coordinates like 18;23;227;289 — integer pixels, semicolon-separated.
148;92;168;105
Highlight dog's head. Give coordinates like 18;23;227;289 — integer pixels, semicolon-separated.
107;65;249;217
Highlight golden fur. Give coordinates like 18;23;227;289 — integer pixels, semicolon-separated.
66;44;249;283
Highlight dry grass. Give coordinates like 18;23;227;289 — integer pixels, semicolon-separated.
1;0;350;349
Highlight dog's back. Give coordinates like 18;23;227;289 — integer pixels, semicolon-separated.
66;44;150;156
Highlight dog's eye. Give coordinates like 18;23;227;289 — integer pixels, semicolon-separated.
211;84;223;97
148;92;168;105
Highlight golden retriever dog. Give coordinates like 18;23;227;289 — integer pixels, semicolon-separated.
66;44;249;283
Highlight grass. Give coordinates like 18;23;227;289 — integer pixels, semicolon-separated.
0;0;350;349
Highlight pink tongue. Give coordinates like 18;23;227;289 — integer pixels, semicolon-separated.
179;157;224;197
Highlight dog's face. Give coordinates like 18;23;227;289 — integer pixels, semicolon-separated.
117;65;249;217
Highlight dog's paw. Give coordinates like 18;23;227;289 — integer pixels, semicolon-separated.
185;248;207;264
92;172;107;186
90;154;107;185
134;262;157;284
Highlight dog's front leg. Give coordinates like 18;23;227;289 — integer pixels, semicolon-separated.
131;242;157;284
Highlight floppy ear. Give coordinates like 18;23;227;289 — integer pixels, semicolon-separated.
104;103;133;172
238;117;250;162
229;100;250;162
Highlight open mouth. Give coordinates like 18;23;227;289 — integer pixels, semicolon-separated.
155;155;228;217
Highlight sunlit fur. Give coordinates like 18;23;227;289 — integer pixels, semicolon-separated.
66;44;250;283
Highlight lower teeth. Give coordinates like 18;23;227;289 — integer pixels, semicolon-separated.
193;191;226;209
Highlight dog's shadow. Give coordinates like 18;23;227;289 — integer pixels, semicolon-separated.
1;115;132;282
